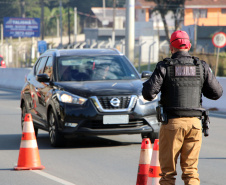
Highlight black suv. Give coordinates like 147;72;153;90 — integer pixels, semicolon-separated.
20;49;160;147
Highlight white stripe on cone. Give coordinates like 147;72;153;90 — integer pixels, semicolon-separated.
147;177;161;185
150;150;160;166
23;121;35;133
20;140;38;148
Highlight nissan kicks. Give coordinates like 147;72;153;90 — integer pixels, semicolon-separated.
20;49;160;147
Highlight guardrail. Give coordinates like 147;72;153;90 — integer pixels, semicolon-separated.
0;68;225;112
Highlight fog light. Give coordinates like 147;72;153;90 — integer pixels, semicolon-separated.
65;123;78;127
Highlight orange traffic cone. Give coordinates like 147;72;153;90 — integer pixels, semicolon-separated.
136;138;152;185
14;113;45;170
147;139;161;185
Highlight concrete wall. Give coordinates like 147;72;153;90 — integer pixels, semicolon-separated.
0;68;224;112
0;68;32;90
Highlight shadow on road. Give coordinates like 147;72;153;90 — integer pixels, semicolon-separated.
0;168;15;171
0;88;20;100
37;134;141;149
210;112;226;119
0;134;21;150
199;157;226;160
0;133;141;150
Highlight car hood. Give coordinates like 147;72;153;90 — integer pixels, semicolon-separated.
54;80;143;98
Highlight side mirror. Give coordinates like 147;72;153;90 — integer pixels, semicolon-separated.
141;71;152;78
36;74;50;82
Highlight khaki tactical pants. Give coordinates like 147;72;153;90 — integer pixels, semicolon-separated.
159;117;202;185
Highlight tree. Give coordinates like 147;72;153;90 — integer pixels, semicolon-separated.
0;0;21;24
146;0;185;44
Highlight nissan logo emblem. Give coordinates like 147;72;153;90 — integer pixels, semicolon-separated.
110;98;120;107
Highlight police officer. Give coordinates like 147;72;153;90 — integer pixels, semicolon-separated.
142;30;223;185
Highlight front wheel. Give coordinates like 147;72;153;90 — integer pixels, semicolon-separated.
21;103;38;136
141;132;159;143
48;109;65;147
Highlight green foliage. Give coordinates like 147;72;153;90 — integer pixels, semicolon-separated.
0;0;126;36
0;0;21;24
146;0;185;43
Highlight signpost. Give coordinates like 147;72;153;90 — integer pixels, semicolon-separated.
3;17;40;38
212;32;226;76
38;40;47;54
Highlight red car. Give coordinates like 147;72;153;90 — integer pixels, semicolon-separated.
0;55;6;68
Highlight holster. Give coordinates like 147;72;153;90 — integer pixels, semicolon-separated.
202;110;210;137
156;105;168;124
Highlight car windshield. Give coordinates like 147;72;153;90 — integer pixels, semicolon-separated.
57;55;140;81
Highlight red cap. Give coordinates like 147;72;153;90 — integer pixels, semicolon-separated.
170;30;191;49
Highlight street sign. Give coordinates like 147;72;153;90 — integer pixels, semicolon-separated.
3;17;40;38
212;32;226;76
38;40;47;54
212;32;226;48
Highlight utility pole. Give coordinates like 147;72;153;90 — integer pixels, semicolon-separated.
59;0;63;48
68;6;71;45
40;0;44;40
20;0;25;18
103;0;106;18
193;9;199;53
194;19;197;53
1;24;3;55
57;18;59;37
112;0;116;48
74;7;77;43
125;0;135;63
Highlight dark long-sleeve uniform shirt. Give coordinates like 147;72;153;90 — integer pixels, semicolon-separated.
142;51;223;104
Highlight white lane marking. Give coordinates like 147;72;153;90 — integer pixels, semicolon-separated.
33;170;76;185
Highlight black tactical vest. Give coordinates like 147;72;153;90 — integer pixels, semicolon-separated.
160;57;204;117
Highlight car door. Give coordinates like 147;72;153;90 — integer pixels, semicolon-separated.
36;56;53;126
30;56;48;127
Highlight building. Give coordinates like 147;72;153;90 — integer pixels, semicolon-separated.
183;0;226;53
184;0;226;26
84;0;160;63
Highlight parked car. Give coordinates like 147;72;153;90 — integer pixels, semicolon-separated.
20;49;160;147
0;55;6;68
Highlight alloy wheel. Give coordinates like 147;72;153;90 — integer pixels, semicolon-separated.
49;110;56;145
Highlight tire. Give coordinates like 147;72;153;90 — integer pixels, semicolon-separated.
48;108;65;147
141;132;159;143
21;103;38;136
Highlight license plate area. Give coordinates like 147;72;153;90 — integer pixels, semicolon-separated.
103;115;129;124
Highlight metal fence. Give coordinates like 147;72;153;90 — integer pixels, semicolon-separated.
0;36;159;70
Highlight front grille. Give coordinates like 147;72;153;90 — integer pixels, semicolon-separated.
81;120;144;129
90;95;137;112
98;96;131;109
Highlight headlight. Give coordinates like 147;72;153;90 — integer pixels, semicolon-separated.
56;91;87;105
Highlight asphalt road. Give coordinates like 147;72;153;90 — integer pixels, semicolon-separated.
0;88;225;185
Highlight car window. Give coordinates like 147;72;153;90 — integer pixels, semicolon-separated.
34;58;41;75
35;57;48;75
43;57;53;78
57;55;139;81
